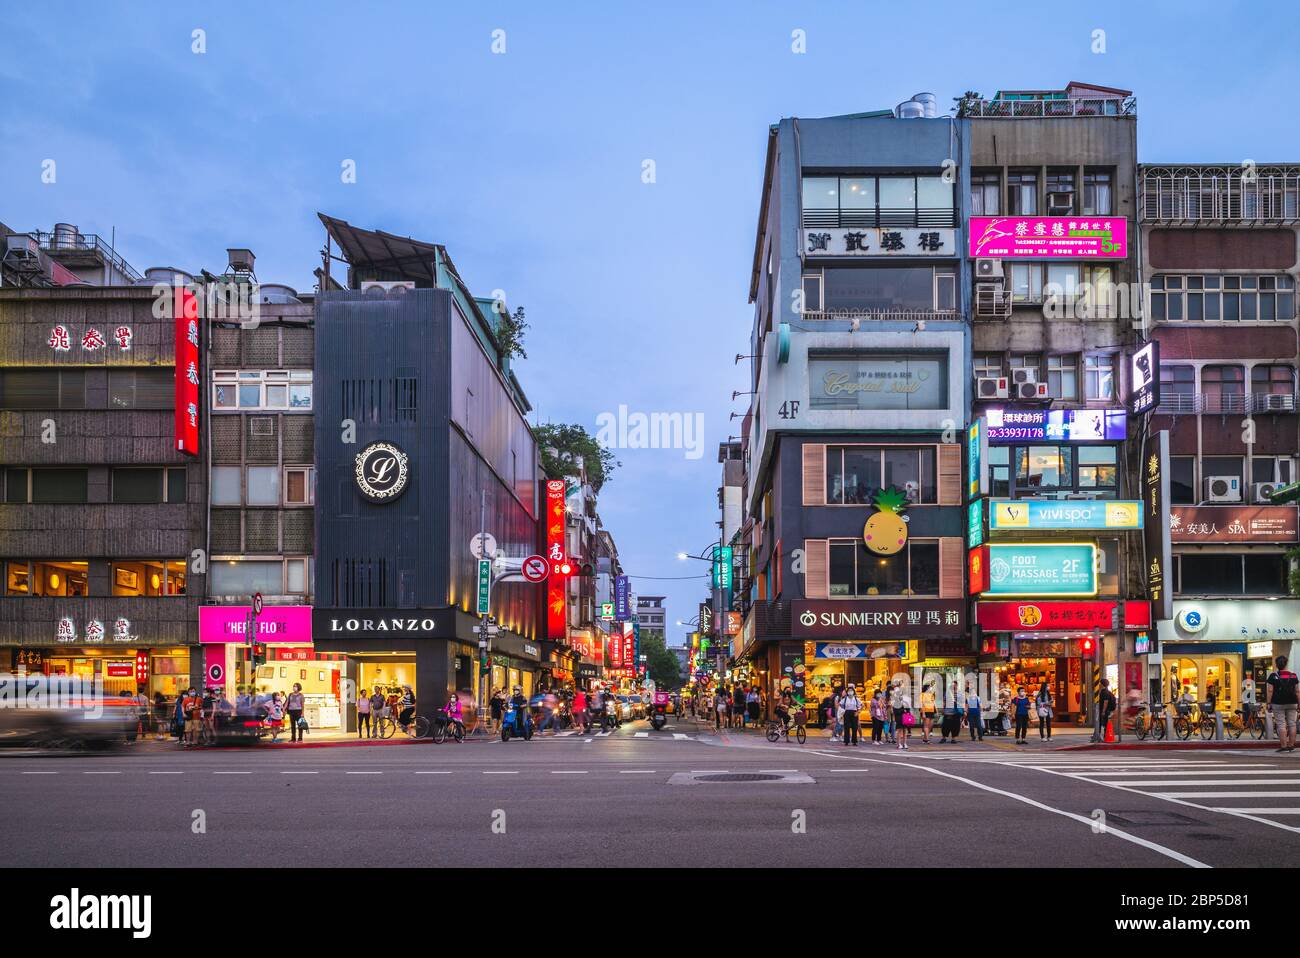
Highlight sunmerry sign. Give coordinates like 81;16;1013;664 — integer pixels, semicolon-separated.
792;599;964;637
989;499;1143;531
976;601;1151;632
983;543;1097;596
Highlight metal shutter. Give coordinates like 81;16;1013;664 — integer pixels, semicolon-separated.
939;537;965;598
804;538;829;598
802;443;826;505
938;443;962;505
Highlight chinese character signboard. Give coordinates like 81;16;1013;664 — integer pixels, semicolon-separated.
969;216;1127;259
545;479;566;640
968;546;989;594
983;543;1098;596
985;407;1126;443
476;559;492;615
1143;431;1173;621
976;601;1151;632
989;499;1143;531
1129;341;1159;417
174;286;200;455
793;599;964;638
966;419;987;500
803;227;956;259
613;575;630;621
968;499;984;547
1170;505;1298;543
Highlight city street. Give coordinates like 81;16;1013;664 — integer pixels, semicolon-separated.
5;716;1297;868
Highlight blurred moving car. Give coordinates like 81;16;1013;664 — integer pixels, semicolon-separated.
627;694;647;719
0;675;136;749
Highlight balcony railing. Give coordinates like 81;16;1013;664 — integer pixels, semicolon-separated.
961;96;1136;119
974;284;1012;319
1155;392;1297;415
800;207;958;229
801;307;959;323
1140;167;1300;223
30;229;143;282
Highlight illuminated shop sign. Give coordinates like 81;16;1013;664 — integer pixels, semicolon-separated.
985;407;1126;443
968;216;1128;259
983;543;1098;596
989;499;1143;531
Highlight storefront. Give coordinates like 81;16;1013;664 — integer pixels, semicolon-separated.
13;646;191;701
1158;600;1300;711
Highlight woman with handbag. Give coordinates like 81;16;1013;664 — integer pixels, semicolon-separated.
1035;681;1054;741
890;681;913;751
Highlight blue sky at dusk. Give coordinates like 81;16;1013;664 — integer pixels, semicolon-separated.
3;1;1297;645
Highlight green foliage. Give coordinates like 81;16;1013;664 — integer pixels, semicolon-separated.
873;486;909;514
495;305;529;361
1287;546;1300;597
639;629;682;689
953;90;983;117
534;422;619;493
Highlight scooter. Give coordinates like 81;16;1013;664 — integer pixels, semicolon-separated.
501;700;534;742
649;691;670;731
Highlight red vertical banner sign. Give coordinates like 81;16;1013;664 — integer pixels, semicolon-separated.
620;622;634;672
546;479;566;640
174;286;200;455
608;628;622;669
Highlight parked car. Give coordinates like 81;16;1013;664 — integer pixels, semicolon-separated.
0;675;136;749
616;695;635;722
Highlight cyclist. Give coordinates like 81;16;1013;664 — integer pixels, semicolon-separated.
397;685;416;734
775;687;796;731
441;692;465;742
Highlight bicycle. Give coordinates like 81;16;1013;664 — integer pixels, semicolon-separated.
432;714;465;744
1133;703;1161;741
1225;706;1266;740
378;710;431;739
765;709;807;745
1172;704;1196;741
1197;706;1220;741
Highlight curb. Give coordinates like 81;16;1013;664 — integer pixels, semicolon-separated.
1056;740;1285;751
142;735;497;752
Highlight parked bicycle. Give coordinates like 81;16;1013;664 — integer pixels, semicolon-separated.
766;709;807;745
377;711;431;739
1133;702;1167;741
1225;705;1267;740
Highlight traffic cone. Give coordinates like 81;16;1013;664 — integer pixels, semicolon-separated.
1104;720;1116;743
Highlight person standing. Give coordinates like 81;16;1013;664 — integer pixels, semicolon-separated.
264;691;285;742
180;687;203;747
1097;678;1117;743
920;682;937;744
869;690;886;745
963;683;984;742
747;686;760;727
286;683;306;742
1035;681;1054;741
840;685;862;747
1012;686;1032;744
1266;655;1299;752
715;685;728;731
367;689;385;737
572;687;588;732
891;682;911;751
357;688;372;739
939;681;960;744
1241;676;1258;728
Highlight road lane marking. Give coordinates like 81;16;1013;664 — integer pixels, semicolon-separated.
83;771;120;775
583;738;593;743
148;771;183;775
346;771;383;775
673;734;689;740
21;771;57;775
483;771;519;775
1211;807;1300;814
1155;790;1300;798
550;770;588;774
213;771;252;775
281;771;318;775
1098;780;1300;787
415;771;453;775
806;750;1208;868
1076;769;1287;776
619;770;656;774
634;732;649;738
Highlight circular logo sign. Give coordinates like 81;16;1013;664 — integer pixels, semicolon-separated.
355;441;410;502
1177;608;1206;634
799;610;817;628
206;662;225;686
522;555;549;583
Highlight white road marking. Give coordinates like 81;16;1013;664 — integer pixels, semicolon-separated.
806;750;1208;868
550;770;588;775
673;734;689;740
415;771;453;775
483;771;519;775
1212;807;1300;814
634;732;649;738
148;771;183;775
83;771;120;775
1100;780;1300;787
213;771;252;775
583;738;594;743
21;771;57;775
619;770;656;774
345;771;383;775
1155;790;1300;798
281;771;318;775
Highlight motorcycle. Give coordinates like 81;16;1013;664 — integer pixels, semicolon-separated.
501;700;534;742
649;691;670;731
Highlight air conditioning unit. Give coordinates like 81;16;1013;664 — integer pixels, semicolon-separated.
360;280;415;294
1204;476;1242;503
1018;380;1051;401
976;376;1009;399
1253;481;1281;503
1047;192;1074;215
1011;368;1037;386
975;258;1004;280
1259;394;1295;412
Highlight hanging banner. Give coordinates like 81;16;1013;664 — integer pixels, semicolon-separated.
546;479;567;640
1143;431;1173;621
614;575;630;621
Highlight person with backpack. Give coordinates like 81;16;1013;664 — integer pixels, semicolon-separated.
1035;681;1055;741
1266;655;1299;752
839;685;862;747
964;682;984;742
1011;686;1032;744
286;683;307;742
1097;678;1117;743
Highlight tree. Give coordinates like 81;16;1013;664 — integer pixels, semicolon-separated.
952;90;983;117
533;422;619;493
494;305;529;362
639;629;682;689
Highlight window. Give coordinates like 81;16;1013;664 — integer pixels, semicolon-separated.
212;466;241;505
1078;446;1118;488
1008;354;1041;383
1047;355;1078;400
974;353;1003;379
810;352;949;411
1252;457;1293;485
1082;170;1113;215
210;558;309;596
111;467;187;504
1007;170;1038;214
1252;365;1294;405
1018;445;1071;489
0;369;86;409
1009;263;1042;302
10;561;90;597
1178;553;1287;596
1161;364;1195;398
825;446;937;504
971;171;1000;215
818;266;957;314
828;539;940;597
1004;443;1121;498
246;466;281;506
4;468;88;504
1171;457;1196;504
110;560;187;596
1085;355;1115;400
1203;365;1246;412
1202;456;1243;493
800;175;955;227
284;467;314;505
1149;275;1294;323
988;447;1011;498
212;370;312;411
108;369;173;409
801;273;823;313
1046;169;1076;214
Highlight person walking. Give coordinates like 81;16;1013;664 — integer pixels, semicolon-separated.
920;682;937;744
840;685;862;747
1266;655;1298;752
732;685;746;729
715;685;728;731
572;687;589;732
1012;686;1032;744
286;683;306;742
1035;681;1054;741
1097;678;1117;742
964;683;984;742
264;691;285;742
891;682;912;751
367;688;385;737
357;688;372;739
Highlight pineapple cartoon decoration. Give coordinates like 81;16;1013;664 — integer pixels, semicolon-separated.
863;486;909;556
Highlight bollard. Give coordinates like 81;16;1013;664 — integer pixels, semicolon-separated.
1214;711;1225;741
1164;711;1176;741
1266;708;1276;740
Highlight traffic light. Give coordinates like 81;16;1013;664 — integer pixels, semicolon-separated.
578;562;595;577
1080;636;1095;657
251;642;267;667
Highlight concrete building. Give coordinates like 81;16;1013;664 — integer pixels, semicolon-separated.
1139;161;1300;705
738;97;972;710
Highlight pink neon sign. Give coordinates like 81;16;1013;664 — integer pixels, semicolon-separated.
199;605;313;644
969;216;1127;259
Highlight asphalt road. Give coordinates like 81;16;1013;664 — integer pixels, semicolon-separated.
4;716;1298;868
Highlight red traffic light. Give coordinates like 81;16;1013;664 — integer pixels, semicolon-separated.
557;561;573;576
1080;637;1095;654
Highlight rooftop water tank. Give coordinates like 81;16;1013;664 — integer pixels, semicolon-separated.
912;92;938;117
895;100;925;119
136;266;194;286
258;283;300;304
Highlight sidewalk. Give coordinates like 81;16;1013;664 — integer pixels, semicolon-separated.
125;727;497;751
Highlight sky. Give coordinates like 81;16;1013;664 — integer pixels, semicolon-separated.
3;0;1299;647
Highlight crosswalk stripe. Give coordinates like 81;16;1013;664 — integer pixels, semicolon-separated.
1077;769;1286;776
1211;807;1300;814
1098;780;1300;787
1156;791;1300;798
673;733;688;740
635;732;649;738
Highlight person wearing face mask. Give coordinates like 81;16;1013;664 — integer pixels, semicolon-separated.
839;685;862;747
